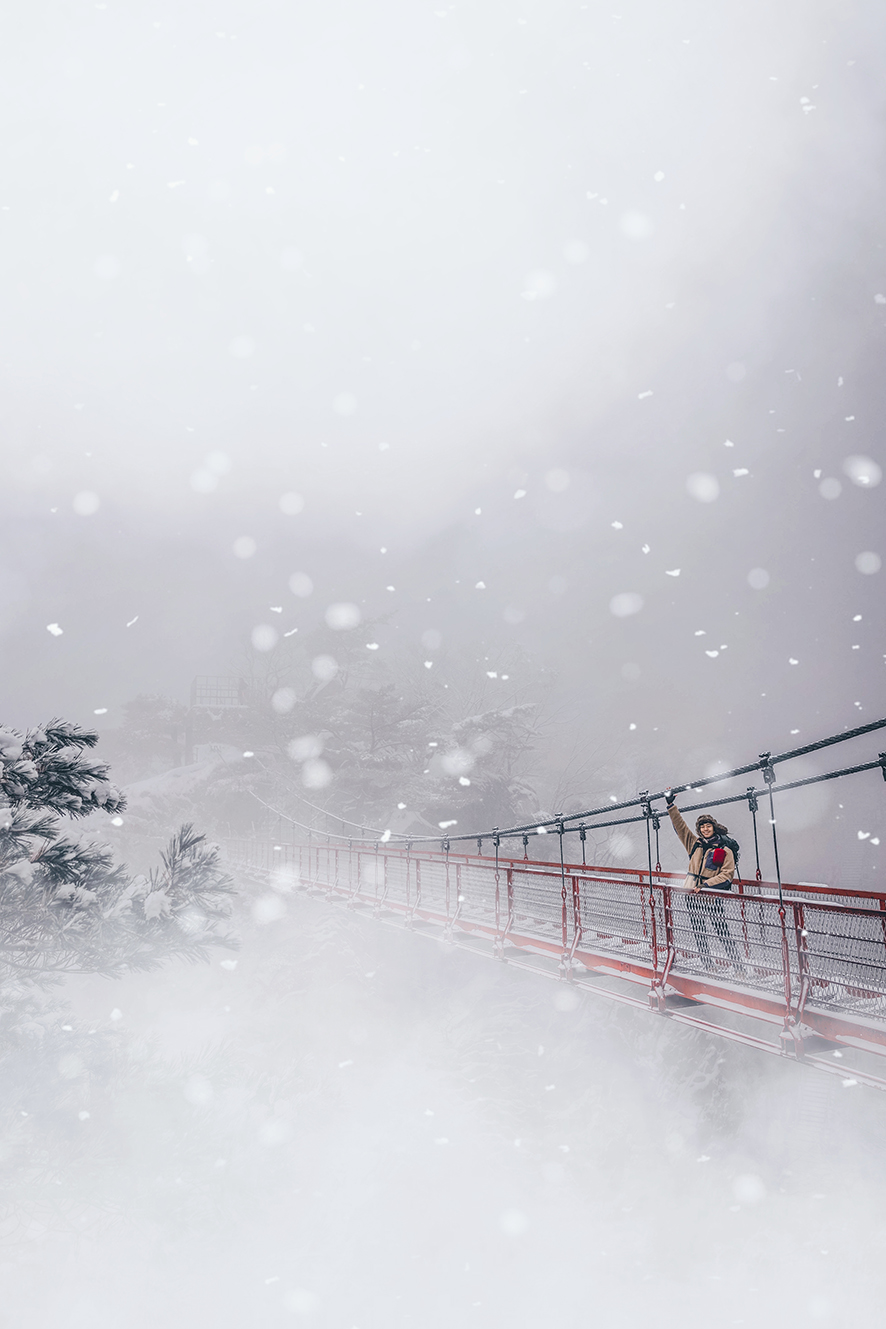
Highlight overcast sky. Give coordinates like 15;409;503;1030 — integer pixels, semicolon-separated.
2;0;885;877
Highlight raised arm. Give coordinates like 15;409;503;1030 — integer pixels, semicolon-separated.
666;803;697;856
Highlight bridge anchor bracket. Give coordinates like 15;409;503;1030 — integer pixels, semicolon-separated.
779;1022;835;1060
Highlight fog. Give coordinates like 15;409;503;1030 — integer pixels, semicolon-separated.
2;2;886;1325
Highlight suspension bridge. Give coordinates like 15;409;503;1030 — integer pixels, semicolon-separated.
227;718;886;1090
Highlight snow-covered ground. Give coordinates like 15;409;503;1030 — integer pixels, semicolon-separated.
2;869;883;1328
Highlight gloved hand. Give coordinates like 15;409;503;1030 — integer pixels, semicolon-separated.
665;788;676;808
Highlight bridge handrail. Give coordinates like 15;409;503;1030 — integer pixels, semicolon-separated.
224;834;886;1087
225;836;886;906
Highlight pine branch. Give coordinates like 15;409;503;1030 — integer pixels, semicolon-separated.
1;721;126;819
0;824;237;979
35;719;101;752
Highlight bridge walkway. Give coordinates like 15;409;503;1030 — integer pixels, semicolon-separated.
226;837;886;1092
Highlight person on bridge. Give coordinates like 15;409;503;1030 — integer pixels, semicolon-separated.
664;791;746;977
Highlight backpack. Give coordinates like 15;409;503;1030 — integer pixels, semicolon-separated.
720;833;740;865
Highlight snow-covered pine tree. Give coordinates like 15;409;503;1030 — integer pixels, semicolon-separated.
0;719;236;980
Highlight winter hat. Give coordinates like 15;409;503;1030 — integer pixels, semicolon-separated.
696;814;728;835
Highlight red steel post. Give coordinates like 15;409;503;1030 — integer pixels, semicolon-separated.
792;901;812;1039
777;901;795;1052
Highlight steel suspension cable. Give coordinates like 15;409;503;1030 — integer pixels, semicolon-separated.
241;719;886;850
248;722;885;855
370;716;886;848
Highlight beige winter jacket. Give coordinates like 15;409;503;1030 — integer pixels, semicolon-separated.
667;805;735;890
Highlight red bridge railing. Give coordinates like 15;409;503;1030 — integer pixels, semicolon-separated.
226;838;886;1087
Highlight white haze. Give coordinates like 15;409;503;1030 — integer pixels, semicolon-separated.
1;1;886;1325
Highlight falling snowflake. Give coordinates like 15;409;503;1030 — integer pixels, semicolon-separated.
686;473;719;503
610;592;643;617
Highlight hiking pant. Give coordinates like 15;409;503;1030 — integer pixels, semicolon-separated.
687;890;744;970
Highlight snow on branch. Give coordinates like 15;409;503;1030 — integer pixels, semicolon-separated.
0;720;237;982
0;720;125;818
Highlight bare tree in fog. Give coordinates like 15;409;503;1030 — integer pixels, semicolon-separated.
113;623;546;842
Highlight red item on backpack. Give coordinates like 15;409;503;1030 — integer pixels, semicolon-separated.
710;846;726;868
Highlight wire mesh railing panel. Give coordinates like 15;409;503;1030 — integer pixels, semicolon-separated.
510;868;566;935
454;861;500;923
226;840;886;1036
354;850;387;902
313;846;341;889
412;857;449;913
576;875;655;963
225;838;281;874
801;904;886;1015
329;851;455;918
377;853;412;904
668;891;787;988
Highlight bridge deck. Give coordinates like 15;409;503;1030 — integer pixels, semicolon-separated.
226;838;886;1090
